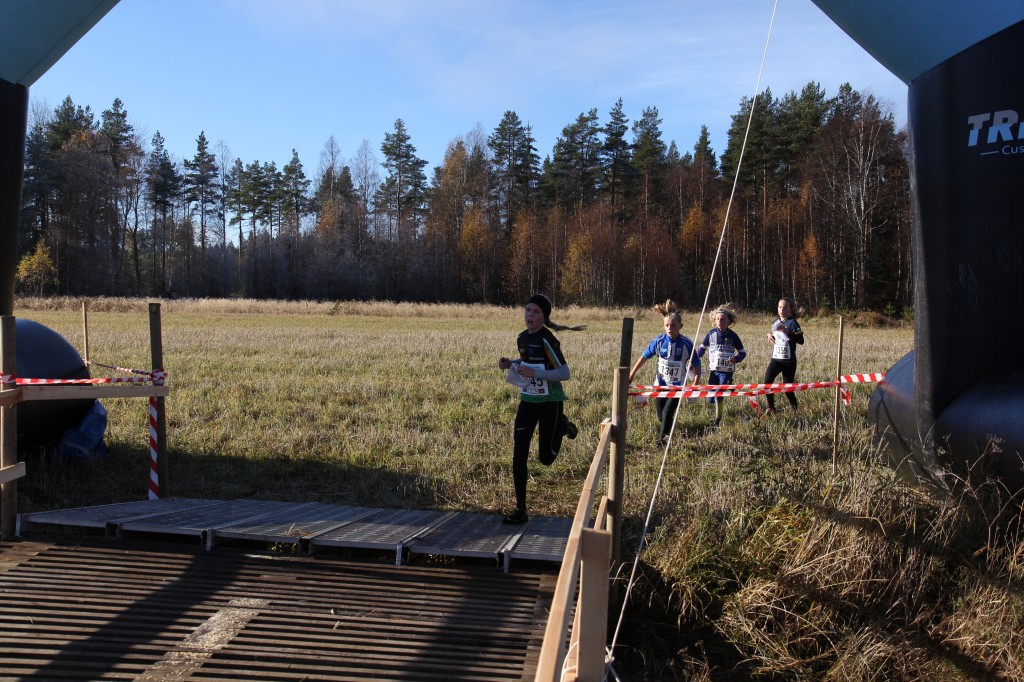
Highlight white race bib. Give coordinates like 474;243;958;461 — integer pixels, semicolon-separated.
518;362;549;397
657;357;682;383
710;345;734;372
772;331;791;360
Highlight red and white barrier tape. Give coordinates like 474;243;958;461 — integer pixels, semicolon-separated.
148;396;159;500
4;367;165;499
630;372;883;404
86;359;158;376
2;369;165;386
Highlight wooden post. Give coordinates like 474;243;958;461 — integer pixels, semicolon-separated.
832;316;845;475
149;303;167;498
617;317;633;369
608;318;632;563
1;316;17;539
574;527;612;681
82;300;90;364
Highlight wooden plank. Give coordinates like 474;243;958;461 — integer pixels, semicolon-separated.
0;460;24;484
136;599;267;681
535;421;613;682
19;500;573;568
575;528;611;681
18;384;169;401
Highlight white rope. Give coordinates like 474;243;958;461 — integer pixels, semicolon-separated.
605;1;780;674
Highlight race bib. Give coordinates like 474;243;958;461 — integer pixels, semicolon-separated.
772;331;791;360
710;345;734;372
657;357;683;383
519;362;549;397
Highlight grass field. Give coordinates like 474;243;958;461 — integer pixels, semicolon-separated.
12;297;1024;680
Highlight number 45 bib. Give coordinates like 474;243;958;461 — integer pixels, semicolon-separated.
519;362;549;397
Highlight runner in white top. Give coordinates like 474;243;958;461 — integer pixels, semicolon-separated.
761;297;804;417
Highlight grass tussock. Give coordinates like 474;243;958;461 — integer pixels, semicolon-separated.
12;297;1022;680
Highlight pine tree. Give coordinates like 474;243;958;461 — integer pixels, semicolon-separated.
776;82;829;191
632;105;668;202
280;150;310;240
720;87;780;193
600;98;633;211
488;110;538;233
100;98;144;293
183;131;220;294
20;119;54;251
546;108;602;208
692;124;718;211
378;118;428;241
145;131;182;295
224;157;246;286
45;96;95;154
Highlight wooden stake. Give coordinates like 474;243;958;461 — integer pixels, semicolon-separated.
82;300;90;364
576;527;612;681
608;318;632;563
832;316;845;475
149;303;167;497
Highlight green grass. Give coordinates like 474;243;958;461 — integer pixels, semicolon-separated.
12;297;1024;680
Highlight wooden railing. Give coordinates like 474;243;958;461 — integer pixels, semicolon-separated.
0;304;168;540
536;319;632;681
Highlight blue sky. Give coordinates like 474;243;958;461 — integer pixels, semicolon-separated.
30;0;907;181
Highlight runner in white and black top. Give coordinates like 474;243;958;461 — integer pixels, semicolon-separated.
762;297;804;416
497;294;585;525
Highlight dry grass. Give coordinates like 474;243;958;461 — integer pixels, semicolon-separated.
11;296;1022;681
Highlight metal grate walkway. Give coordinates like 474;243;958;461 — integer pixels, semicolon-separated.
0;538;557;681
19;498;572;571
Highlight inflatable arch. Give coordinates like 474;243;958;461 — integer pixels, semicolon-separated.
811;1;1024;491
13;319;94;449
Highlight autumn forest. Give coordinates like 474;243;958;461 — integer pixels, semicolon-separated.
16;81;910;313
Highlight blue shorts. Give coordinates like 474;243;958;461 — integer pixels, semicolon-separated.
706;370;733;403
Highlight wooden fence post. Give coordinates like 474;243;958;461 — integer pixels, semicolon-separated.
832;316;845;475
82;300;90;364
608;317;632;562
1;316;17;539
149;303;167;498
574;527;612;681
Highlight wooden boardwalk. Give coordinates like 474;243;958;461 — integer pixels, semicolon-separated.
19;498;572;571
0;538;557;681
2;500;572;679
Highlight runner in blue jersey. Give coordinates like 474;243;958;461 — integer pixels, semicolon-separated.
497;294;585;525
695;307;746;429
628;299;701;445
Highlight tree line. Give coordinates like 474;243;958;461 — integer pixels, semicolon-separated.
16;82;911;313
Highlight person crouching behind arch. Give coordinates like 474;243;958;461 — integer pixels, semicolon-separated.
497;294;585;525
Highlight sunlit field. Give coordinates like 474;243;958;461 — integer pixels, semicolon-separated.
13;297;1023;680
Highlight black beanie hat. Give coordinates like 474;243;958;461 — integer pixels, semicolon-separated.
528;293;552;321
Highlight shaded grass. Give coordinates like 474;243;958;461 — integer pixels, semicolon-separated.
13;297;1023;680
